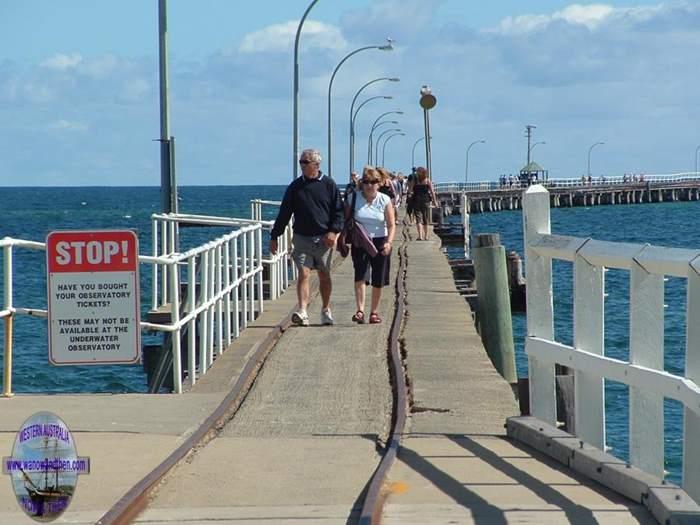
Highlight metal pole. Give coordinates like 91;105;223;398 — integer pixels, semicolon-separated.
588;141;605;178
374;128;401;166
465;140;485;184
368;121;398;164
169;136;178;214
368;114;401;164
412;137;425;168
350;77;399;174
158;0;172;213
327;46;381;179
351;96;392;170
423;108;432;179
293;0;319;180
381;132;404;167
695;145;700;175
3;245;13;397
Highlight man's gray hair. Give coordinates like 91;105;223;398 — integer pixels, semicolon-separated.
300;148;322;164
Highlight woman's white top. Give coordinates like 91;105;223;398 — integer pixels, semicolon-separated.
354;191;390;238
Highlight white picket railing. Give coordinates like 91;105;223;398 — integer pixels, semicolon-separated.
435;172;700;193
1;207;295;396
522;184;700;502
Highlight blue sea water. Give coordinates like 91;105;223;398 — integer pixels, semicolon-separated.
0;186;285;395
1;186;696;483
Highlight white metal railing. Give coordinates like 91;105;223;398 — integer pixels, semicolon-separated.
148;216;265;393
249;200;297;292
522;184;700;502
1;206;296;396
435;172;700;193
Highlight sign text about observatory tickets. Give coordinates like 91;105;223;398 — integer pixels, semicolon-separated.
47;230;141;365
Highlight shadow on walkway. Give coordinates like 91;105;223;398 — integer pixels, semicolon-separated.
387;433;653;524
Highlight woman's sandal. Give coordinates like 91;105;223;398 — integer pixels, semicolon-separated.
369;312;382;324
352;310;365;324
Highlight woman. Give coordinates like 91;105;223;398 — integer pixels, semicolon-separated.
408;166;437;240
348;166;395;324
376;167;396;204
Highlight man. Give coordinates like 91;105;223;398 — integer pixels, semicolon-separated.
270;149;344;326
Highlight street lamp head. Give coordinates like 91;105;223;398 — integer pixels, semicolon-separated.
378;37;394;51
395;110;404;114
383;96;393;100
388;77;400;82
480;140;486;144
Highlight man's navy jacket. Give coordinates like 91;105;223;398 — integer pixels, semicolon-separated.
270;173;344;240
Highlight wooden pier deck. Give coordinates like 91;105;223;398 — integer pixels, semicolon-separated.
0;223;690;524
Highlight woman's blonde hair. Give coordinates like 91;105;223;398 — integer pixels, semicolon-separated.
376;166;391;183
362;166;381;183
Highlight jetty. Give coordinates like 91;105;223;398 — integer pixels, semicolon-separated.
434;173;700;214
1;191;700;524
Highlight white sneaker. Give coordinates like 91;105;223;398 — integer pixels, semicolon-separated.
320;308;334;326
291;309;309;326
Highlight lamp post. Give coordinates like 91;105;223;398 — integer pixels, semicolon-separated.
411;137;426;168
351;96;392;171
381;132;405;167
419;85;437;180
368;110;403;163
293;0;320;180
695;144;700;175
465;140;485;184
529;141;545;157
327;39;393;178
587;141;605;178
374;128;402;166
350;77;400;174
367;120;399;164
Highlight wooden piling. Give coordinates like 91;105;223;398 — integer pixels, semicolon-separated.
473;233;517;383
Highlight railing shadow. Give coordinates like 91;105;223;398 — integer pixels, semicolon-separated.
380;432;654;525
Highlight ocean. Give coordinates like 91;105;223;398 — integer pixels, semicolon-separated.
1;185;697;483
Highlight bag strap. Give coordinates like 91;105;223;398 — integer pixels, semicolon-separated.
345;189;357;221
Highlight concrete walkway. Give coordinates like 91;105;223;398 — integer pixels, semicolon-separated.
0;225;659;524
139;238;396;523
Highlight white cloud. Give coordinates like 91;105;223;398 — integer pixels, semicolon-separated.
48;119;88;131
491;3;669;35
40;53;83;70
239;20;346;53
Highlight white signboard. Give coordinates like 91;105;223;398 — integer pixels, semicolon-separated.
47;230;140;365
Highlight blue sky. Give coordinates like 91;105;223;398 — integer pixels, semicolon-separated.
1;1;698;186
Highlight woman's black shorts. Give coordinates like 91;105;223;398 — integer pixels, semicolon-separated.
351;236;391;288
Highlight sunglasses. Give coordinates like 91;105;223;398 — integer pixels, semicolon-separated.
299;159;316;165
362;180;380;185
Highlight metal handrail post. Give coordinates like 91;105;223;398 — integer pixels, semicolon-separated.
187;257;196;387
3;244;13;397
168;259;183;394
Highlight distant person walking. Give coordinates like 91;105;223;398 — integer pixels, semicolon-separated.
408;166;437;240
270;149;343;326
348;166;395;325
